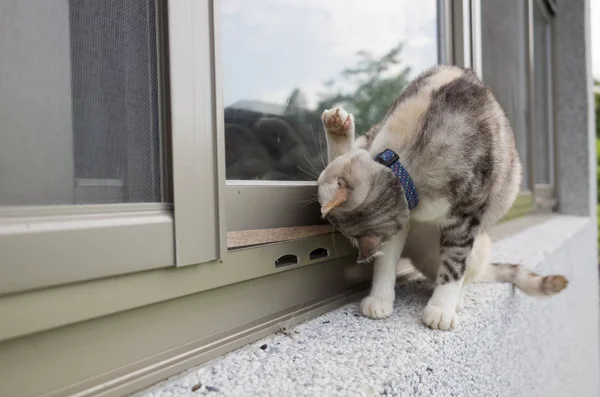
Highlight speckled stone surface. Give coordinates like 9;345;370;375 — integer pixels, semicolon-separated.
137;216;599;397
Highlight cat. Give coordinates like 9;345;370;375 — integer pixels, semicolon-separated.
317;65;568;330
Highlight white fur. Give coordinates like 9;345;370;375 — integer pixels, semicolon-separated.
360;228;409;319
422;280;462;330
321;107;356;162
411;197;451;223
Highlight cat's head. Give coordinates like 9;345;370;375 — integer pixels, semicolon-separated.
317;149;410;262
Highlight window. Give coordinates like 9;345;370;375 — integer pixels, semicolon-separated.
480;0;556;217
532;0;555;208
481;0;531;190
0;0;180;294
0;0;468;296
0;0;163;206
221;0;446;242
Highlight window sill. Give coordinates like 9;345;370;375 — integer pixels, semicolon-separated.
139;214;596;396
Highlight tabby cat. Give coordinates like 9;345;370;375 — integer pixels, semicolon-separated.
317;65;568;330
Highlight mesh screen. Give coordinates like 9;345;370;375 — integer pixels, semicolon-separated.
70;0;161;203
0;0;162;206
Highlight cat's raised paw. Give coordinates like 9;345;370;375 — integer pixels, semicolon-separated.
322;107;354;137
360;296;393;319
422;304;458;330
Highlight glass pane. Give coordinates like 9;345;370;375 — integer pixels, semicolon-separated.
0;0;162;206
221;0;439;181
481;0;530;189
533;3;552;185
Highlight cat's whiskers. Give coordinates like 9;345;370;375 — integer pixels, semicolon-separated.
330;227;340;264
296;197;319;210
302;154;321;176
297;165;319;180
310;124;327;170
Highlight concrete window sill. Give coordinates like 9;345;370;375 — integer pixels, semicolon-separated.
139;215;599;397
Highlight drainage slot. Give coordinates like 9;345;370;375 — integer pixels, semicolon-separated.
275;254;298;268
309;248;329;261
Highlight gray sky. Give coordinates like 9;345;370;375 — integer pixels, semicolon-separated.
220;0;438;109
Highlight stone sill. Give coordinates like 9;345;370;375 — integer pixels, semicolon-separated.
139;215;598;397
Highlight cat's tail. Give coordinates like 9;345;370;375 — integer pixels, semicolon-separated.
477;262;568;296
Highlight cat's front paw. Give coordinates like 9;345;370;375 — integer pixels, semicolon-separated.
322;107;354;137
360;295;393;319
422;304;458;330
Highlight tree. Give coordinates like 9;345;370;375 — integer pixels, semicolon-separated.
313;43;411;135
283;42;411;136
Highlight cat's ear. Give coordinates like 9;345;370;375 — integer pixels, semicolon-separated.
356;234;383;263
320;184;348;216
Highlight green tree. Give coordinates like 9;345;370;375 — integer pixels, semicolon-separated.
283;42;411;135
314;43;411;135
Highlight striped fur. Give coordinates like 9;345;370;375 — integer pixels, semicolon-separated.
317;65;568;330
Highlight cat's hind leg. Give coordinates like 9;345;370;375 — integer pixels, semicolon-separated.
476;262;568;296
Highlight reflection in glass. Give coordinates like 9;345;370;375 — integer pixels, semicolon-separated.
221;0;439;181
481;0;530;189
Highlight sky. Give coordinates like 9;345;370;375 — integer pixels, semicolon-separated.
220;0;438;109
220;1;600;109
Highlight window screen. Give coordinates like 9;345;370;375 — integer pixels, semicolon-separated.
0;0;163;205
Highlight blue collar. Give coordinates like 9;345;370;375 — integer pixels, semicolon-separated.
375;149;419;210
